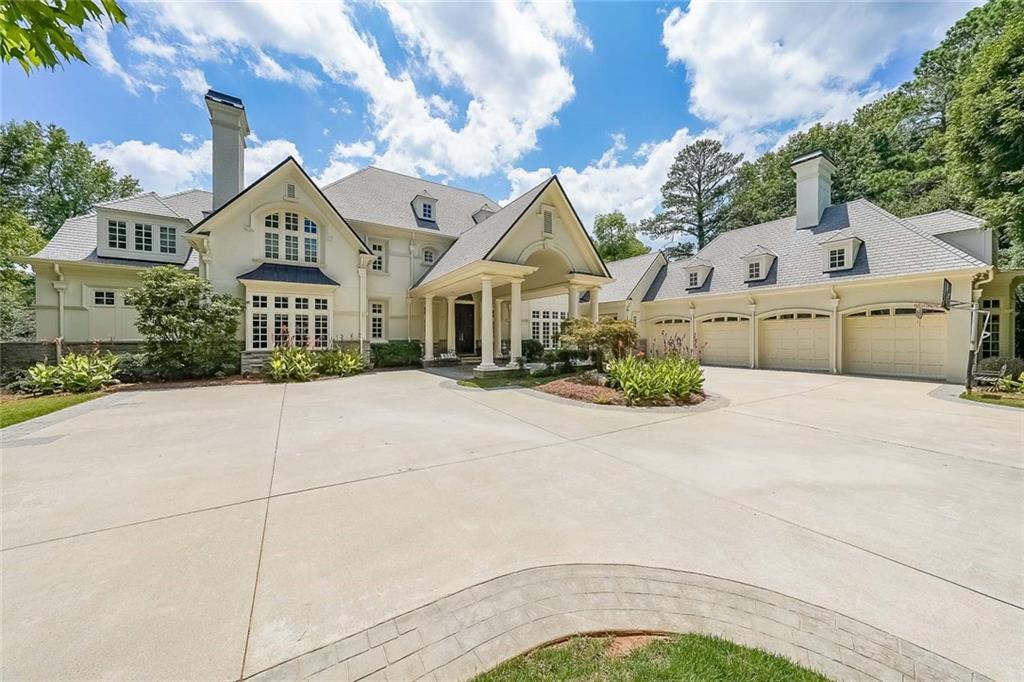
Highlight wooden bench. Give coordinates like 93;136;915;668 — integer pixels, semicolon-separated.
974;363;1007;386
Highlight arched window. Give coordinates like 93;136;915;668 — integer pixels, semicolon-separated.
263;211;318;263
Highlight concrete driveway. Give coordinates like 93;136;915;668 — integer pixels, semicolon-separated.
2;367;1021;680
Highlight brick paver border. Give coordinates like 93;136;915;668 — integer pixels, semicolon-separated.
246;563;990;682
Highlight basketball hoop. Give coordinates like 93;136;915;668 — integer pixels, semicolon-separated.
914;303;924;320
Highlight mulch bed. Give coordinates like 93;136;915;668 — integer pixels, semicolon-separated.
538;375;705;407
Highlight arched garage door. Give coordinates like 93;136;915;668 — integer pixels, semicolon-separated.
844;307;947;379
759;312;831;371
648;318;691;355
698;315;749;367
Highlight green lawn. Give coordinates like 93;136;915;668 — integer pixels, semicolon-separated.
458;372;572;390
0;392;103;428
961;391;1024;409
474;634;829;682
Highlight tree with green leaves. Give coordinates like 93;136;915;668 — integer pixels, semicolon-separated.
0;210;45;340
126;266;245;379
1;0;127;73
947;12;1024;244
662;242;694;261
592;211;649;262
1;121;140;237
641;139;742;250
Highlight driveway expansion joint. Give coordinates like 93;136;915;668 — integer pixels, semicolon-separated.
243;563;990;682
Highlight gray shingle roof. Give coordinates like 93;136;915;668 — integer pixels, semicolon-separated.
416;177;552;287
95;192;185;220
904;209;985;235
321;167;499;237
644;199;985;302
599;251;665;303
160;189;212;225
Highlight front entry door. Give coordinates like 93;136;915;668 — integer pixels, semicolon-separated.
455;304;475;354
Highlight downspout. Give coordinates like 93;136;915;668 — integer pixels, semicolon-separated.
408;239;415;342
52;263;66;358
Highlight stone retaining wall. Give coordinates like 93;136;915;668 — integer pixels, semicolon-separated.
245;564;988;682
0;340;144;373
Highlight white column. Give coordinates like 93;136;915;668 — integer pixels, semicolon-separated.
568;284;579;319
748;303;757;369
589;287;600;323
494;299;503;359
831;297;841;374
479;276;496;368
510;279;523;363
446;296;456;354
423;295;434;361
358;266;367;353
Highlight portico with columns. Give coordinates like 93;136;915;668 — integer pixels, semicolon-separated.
410;176;612;373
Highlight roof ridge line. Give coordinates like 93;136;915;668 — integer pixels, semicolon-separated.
160;188;210;199
350;165;500;205
856;199;984;267
319;166;371;191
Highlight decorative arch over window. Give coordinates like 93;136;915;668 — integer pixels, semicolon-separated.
261;208;321;264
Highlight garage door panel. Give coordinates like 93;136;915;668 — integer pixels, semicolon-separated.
759;316;830;371
698;319;749;367
844;310;946;379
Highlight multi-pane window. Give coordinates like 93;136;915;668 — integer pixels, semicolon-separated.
265;213;279;229
284;212;299;231
93;291;115;306
747;262;760;280
370;240;386;272
314;315;328;348
688;272;698;287
135;223;153;251
251;294;331;350
370;302;385;340
108;220;127;249
303;219;318;263
423;248;435;264
294;314;310;347
264;232;279;259
980;299;1001;359
285;234;299;261
828;248;846;269
159;225;177;254
274;314;289;346
252;313;268;349
421;202;433;220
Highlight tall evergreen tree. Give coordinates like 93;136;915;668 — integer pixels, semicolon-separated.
641;139;742;250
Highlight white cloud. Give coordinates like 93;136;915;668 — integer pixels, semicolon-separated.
507;128;697;236
90;137;303;194
250;51;321;90
315;139;376;185
128;35;177;61
80;23;161;95
141;0;588;179
175;67;211;106
661;1;976;149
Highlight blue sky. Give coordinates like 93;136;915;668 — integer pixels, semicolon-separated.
1;1;977;241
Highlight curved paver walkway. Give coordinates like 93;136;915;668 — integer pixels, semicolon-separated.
247;564;990;682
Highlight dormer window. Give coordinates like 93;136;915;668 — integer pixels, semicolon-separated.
747;262;760;280
413;191;437;222
741;246;775;283
828;248;845;269
421;202;433;220
108;219;127;249
688;272;698;287
819;234;861;272
683;259;713;289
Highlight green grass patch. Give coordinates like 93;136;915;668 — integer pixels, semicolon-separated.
0;392;103;428
961;391;1024;409
473;633;828;682
458;372;573;390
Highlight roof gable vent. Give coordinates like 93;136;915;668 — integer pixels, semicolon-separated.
286;183;296;199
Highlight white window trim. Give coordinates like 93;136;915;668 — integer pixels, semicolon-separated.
369;299;388;340
422;247;436;264
256;204;325;267
368;238;388;274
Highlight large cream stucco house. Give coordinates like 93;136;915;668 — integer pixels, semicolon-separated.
26;90;1020;383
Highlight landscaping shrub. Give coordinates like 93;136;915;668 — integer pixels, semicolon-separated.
26;351;119;394
521;338;544;362
266;347;317;383
126;266;245;379
370;340;422;367
558;317;639;369
979;356;1024;378
115;352;159;383
606;354;704;404
996;372;1024;393
317;349;366;376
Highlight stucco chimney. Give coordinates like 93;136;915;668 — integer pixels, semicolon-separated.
791;150;836;229
205;89;250;211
